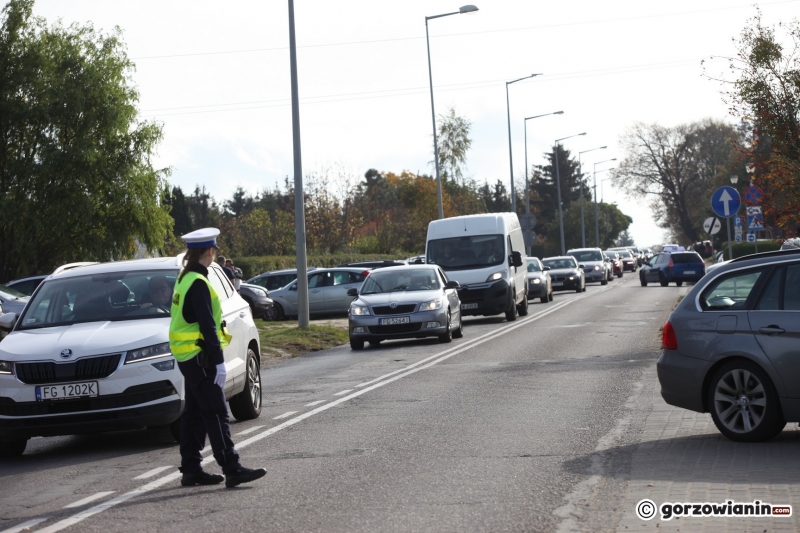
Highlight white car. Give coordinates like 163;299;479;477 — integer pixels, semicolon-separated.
0;256;262;457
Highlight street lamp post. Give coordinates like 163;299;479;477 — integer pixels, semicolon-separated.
506;73;542;214
426;5;479;220
577;146;607;248
554;132;587;255
593;158;616;247
523;111;564;255
730;174;740;256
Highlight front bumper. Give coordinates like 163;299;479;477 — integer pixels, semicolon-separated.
622;261;636;271
550;277;581;291
584;269;606;282
527;280;546;299
349;307;450;341
656;349;709;413
456;280;510;316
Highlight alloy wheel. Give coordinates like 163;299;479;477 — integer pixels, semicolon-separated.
713;368;766;433
247;352;262;411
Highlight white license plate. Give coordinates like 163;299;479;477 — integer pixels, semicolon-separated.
379;316;410;325
552;282;564;287
36;381;98;401
461;303;478;310
683;270;695;275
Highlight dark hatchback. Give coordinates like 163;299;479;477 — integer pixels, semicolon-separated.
640;251;706;287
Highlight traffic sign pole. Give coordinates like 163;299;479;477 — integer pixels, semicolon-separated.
727;217;732;260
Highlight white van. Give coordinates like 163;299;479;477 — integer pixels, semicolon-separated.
425;213;528;321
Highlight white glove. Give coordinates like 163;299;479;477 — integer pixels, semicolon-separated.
214;363;227;389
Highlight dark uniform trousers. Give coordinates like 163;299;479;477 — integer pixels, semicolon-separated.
178;357;241;474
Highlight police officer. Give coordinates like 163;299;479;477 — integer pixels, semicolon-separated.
170;228;266;488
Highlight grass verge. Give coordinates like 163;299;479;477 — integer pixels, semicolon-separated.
257;323;349;361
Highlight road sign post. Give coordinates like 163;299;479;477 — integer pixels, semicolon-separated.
711;186;741;261
519;213;536;256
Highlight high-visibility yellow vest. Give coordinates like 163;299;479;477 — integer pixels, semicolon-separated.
169;271;232;362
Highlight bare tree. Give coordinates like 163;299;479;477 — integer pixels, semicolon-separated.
613;120;741;242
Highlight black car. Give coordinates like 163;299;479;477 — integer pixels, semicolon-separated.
542;256;586;293
640;251;706;287
239;283;276;320
337;260;406;270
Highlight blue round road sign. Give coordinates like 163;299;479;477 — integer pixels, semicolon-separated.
711;186;741;218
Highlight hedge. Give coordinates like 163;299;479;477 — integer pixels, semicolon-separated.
234;254;411;280
719;240;781;260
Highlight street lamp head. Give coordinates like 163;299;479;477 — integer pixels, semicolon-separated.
600;146;608;149
730;175;739;184
578;132;587;136
459;5;479;13
611;158;617;161
553;111;565;115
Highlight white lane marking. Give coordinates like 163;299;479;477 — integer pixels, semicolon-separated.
304;400;326;407
31;283;619;533
273;411;297;420
234;425;265;436
132;466;172;480
37;473;181;533
0;518;49;533
63;491;115;509
334;389;352;396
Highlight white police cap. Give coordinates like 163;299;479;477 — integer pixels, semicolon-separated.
181;227;220;249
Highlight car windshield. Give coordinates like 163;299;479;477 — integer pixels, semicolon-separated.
526;260;541;272
617;251;632;258
604;252;617;259
0;283;27;300
542;258;577;270
568;251;603;262
18;269;178;330
426;234;505;270
360;269;440;294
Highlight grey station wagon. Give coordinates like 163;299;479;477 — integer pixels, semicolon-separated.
658;248;800;442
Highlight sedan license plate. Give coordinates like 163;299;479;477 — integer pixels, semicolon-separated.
36;381;98;401
552;282;564;287
461;303;478;310
683;270;695;275
378;316;410;326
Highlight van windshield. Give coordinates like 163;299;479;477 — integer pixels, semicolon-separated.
18;269;179;330
427;234;505;270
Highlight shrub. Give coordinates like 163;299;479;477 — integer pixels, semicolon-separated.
720;240;781;260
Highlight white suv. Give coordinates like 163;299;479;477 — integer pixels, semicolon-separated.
0;257;262;457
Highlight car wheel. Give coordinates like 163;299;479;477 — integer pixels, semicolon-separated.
229;347;262;421
350;338;364;350
540;292;548;304
575;283;582;294
640;272;647;287
274;303;285;320
439;312;453;343
369;340;382;347
505;295;518;322
169;416;181;443
676;281;683;287
581;279;586;292
452;314;464;338
707;360;785;442
617;270;623;278
548;289;553;302
517;294;529;316
264;305;278;321
0;439;28;458
659;273;668;287
601;275;608;286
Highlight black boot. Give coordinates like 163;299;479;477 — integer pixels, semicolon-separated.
225;466;266;488
180;468;224;486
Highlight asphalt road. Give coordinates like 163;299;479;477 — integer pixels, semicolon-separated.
0;274;683;533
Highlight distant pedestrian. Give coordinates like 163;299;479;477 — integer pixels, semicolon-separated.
170;228;266;488
226;259;242;291
216;255;235;282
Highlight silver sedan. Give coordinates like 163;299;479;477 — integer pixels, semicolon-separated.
269;268;368;318
347;265;463;350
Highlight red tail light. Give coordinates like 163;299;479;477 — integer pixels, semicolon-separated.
362;270;370;277
667;257;674;268
662;320;678;350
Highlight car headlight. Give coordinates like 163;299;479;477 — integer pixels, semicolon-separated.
531;278;541;284
350;304;370;316
568;276;574;280
486;270;507;282
594;265;601;270
125;342;171;364
0;361;12;374
420;299;442;311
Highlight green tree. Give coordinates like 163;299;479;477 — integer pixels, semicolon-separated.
532;145;588;239
615;229;635;247
437;107;472;183
0;0;172;279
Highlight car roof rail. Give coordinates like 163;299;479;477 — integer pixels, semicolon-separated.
730;247;800;263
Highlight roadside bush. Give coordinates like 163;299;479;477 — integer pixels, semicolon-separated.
720;240;781;259
233;254;411;279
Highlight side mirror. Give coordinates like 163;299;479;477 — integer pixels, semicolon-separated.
289;284;297;291
346;288;358;297
445;280;460;289
0;312;17;331
510;251;523;268
543;266;551;271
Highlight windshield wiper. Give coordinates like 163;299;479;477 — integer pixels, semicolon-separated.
389;286;409;292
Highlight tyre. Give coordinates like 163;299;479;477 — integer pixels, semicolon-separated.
548;290;553;302
517;294;529;316
229;347;262;421
659;273;668;287
274;303;285;321
264;305;278;321
350;338;364;350
0;439;28;458
707;360;785;442
575;283;582;293
581;280;586;292
676;281;683;287
452;313;464;339
616;271;623;278
640;273;647;287
368;340;382;347
169;417;181;443
439;312;453;343
505;295;518;322
601;275;608;286
540;292;548;304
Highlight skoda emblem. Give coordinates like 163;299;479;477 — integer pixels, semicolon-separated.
60;349;72;359
390;303;397;309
